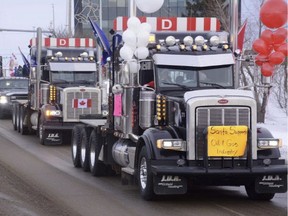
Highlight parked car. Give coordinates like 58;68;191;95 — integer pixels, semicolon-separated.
0;77;28;118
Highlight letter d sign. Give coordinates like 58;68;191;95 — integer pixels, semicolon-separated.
58;38;68;47
157;18;177;31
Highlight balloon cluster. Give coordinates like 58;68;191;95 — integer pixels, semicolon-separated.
252;0;287;77
119;17;152;61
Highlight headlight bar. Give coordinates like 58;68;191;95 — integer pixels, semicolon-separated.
157;139;186;151
257;138;282;149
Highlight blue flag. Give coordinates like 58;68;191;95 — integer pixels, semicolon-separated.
18;47;30;70
88;17;111;64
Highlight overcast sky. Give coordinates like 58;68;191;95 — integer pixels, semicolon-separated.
0;0;257;69
0;0;67;69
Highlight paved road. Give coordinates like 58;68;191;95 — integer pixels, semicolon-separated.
0;119;287;216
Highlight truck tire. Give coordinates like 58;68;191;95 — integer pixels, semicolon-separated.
38;116;45;145
80;127;93;172
71;125;84;168
19;106;29;135
12;103;17;130
245;183;275;201
138;146;155;200
16;105;21;132
89;129;106;176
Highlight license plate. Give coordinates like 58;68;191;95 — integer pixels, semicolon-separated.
207;125;248;157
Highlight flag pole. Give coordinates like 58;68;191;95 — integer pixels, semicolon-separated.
98;0;103;85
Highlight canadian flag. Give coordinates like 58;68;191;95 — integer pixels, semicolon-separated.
73;99;92;108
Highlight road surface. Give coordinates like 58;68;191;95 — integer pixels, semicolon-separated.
0;119;287;216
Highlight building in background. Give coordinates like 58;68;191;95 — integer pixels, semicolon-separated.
73;0;239;39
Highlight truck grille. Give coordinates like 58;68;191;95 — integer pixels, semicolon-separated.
195;107;250;159
63;89;101;122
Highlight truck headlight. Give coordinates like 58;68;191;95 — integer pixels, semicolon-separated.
157;139;186;151
45;110;62;117
0;96;8;104
257;138;282;149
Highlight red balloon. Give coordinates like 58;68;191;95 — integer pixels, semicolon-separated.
261;62;274;77
260;0;288;28
255;54;268;66
261;29;273;45
273;43;282;50
252;39;271;55
275;43;288;56
272;28;287;44
268;51;285;65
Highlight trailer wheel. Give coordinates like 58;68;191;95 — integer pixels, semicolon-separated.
19;106;29;135
138;146;155;200
89;129;106;176
12;103;17;130
245;183;275;201
71;125;84;168
80;127;92;172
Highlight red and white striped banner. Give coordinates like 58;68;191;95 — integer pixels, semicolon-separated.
72;99;92;109
114;17;221;32
29;38;95;48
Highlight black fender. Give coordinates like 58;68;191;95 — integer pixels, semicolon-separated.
135;127;185;167
257;126;281;159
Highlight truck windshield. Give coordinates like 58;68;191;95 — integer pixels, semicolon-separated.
157;65;233;90
0;79;28;90
51;71;95;84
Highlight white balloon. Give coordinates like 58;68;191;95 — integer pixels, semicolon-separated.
140;22;152;33
134;47;149;60
127;16;141;33
128;60;140;73
120;45;134;61
136;30;150;47
135;0;164;13
122;29;137;48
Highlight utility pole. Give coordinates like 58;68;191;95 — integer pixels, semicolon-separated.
52;4;55;33
67;0;72;37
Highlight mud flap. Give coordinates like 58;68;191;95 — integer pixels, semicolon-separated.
44;130;62;145
255;174;287;193
154;175;187;195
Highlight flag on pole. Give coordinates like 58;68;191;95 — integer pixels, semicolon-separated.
237;19;248;51
18;47;30;70
88;17;112;64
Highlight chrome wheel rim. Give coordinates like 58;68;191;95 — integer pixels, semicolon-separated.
140;157;147;189
90;143;95;168
81;140;86;163
72;139;77;159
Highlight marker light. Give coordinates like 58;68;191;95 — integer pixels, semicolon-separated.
183;36;193;46
210;36;220;46
55;52;63;57
165;36;176;46
195;36;205;46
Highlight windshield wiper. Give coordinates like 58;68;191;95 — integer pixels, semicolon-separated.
200;82;226;89
162;82;193;90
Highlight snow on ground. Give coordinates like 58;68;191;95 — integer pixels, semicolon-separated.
258;95;287;161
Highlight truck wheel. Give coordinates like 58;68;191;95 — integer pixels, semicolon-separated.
38;116;45;145
138;146;155;200
12;104;17;130
89;130;106;176
80;127;92;172
245;184;275;201
19;106;29;135
16;105;21;132
71;125;84;168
